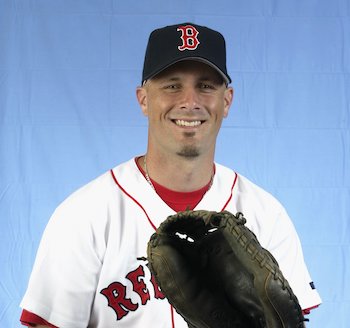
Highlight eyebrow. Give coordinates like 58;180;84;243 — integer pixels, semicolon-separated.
159;76;221;83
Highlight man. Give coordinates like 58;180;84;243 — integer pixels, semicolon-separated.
20;22;321;327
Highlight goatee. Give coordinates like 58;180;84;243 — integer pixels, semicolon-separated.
176;145;200;158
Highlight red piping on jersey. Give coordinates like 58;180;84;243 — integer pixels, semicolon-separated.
221;172;238;211
110;169;157;231
171;305;175;326
110;169;176;327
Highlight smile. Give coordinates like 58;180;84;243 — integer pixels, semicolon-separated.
174;120;202;127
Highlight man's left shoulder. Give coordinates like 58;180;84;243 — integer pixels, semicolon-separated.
216;163;281;206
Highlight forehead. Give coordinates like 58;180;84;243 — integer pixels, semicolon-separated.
150;60;224;83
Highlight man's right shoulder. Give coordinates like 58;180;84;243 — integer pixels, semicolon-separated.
59;158;135;206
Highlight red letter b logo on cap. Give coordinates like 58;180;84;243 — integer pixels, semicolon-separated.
177;25;200;51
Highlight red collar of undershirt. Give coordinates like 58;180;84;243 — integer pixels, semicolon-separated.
135;157;214;212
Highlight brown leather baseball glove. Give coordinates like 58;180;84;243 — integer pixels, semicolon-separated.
147;210;306;328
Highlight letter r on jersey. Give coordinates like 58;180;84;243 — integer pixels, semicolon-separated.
100;282;138;320
177;25;200;51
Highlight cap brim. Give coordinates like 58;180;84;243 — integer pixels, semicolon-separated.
144;57;231;85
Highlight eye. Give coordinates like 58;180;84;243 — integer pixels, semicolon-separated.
163;83;181;90
199;82;216;90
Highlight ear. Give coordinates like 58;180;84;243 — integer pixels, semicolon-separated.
136;86;148;116
223;86;234;118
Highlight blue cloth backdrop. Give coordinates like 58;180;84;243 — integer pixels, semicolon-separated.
1;0;349;327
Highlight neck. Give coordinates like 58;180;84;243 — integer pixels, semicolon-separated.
140;152;214;192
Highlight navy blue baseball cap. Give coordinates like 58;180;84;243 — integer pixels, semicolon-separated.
142;23;231;85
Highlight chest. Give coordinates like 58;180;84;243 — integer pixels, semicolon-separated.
89;201;187;327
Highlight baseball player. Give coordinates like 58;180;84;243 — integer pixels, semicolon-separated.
20;23;321;327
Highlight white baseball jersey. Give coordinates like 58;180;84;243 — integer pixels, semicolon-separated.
20;158;321;328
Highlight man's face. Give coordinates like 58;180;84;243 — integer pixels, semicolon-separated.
137;60;233;159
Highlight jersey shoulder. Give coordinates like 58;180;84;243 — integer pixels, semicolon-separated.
215;163;284;213
54;159;136;218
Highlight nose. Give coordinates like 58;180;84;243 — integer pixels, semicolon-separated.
180;87;200;110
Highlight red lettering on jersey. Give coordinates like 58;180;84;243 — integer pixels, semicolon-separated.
100;282;138;320
149;270;165;299
177;25;200;51
126;265;151;305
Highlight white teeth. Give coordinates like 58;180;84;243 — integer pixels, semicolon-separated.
175;120;202;127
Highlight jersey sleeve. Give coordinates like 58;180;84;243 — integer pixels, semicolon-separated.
225;172;322;312
267;206;322;311
20;182;108;328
